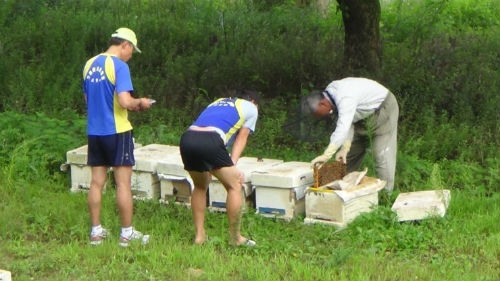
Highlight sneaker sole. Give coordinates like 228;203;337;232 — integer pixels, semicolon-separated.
118;234;150;247
90;240;103;246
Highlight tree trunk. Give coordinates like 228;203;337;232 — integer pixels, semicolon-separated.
336;0;381;79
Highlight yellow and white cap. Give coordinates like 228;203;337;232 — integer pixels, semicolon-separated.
111;27;141;53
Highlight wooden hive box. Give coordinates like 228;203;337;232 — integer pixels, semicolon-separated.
304;176;386;228
251;161;313;221
208;157;283;213
132;144;179;200
391;190;451;221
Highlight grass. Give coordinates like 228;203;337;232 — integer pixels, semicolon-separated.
0;112;498;280
0;165;498;281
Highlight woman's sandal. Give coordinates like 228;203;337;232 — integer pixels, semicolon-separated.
237;239;256;247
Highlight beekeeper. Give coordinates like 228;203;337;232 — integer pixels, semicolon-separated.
304;77;399;193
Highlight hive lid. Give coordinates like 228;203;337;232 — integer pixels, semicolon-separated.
66;143;143;165
391;190;451;221
210;157;283;182
133;144;180;172
156;153;187;177
66;144;88;165
236;157;283;182
250;161;313;188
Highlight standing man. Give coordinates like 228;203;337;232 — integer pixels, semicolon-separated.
179;89;259;246
82;27;153;246
305;77;399;193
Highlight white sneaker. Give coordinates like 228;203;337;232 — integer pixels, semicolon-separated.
89;228;109;246
119;228;149;247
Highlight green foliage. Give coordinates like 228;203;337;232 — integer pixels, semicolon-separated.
1;158;498;280
0;110;498;280
381;0;500;162
0;0;344;112
0;1;499;279
0;111;86;186
400;109;498;162
1;0;498;166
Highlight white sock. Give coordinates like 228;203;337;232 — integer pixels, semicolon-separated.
121;226;133;238
91;224;102;236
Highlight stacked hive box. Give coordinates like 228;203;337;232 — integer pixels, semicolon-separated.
304;176;386;227
156;152;193;206
251;161;313;221
208;157;283;212
66;143;394;229
65;145;94;192
65;143;143;193
132;144;179;200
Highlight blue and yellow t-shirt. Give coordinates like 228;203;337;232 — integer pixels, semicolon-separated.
192;98;258;146
82;54;133;136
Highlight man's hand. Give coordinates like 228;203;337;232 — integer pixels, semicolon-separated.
138;98;152;111
335;141;351;164
310;154;331;168
310;143;338;168
117;92;153;111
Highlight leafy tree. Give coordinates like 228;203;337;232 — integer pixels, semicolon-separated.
296;0;382;78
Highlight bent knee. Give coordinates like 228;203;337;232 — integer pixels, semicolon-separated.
224;181;242;193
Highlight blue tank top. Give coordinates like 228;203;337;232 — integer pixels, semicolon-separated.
192;97;258;146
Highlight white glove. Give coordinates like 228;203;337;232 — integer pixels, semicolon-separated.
311;143;338;168
310;154;330;168
335;141;351;164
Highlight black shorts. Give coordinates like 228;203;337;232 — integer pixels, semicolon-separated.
87;131;135;166
179;130;234;172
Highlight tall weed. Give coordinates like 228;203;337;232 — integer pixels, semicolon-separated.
0;111;86;186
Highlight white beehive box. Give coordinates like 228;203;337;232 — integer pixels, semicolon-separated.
391;190;451;221
65;144;110;193
132;144;179;200
304;177;386;228
0;269;12;281
156;152;193;205
65;143;143;193
208;157;283;212
66;144;93;192
251;161;313;221
208;183;252;212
